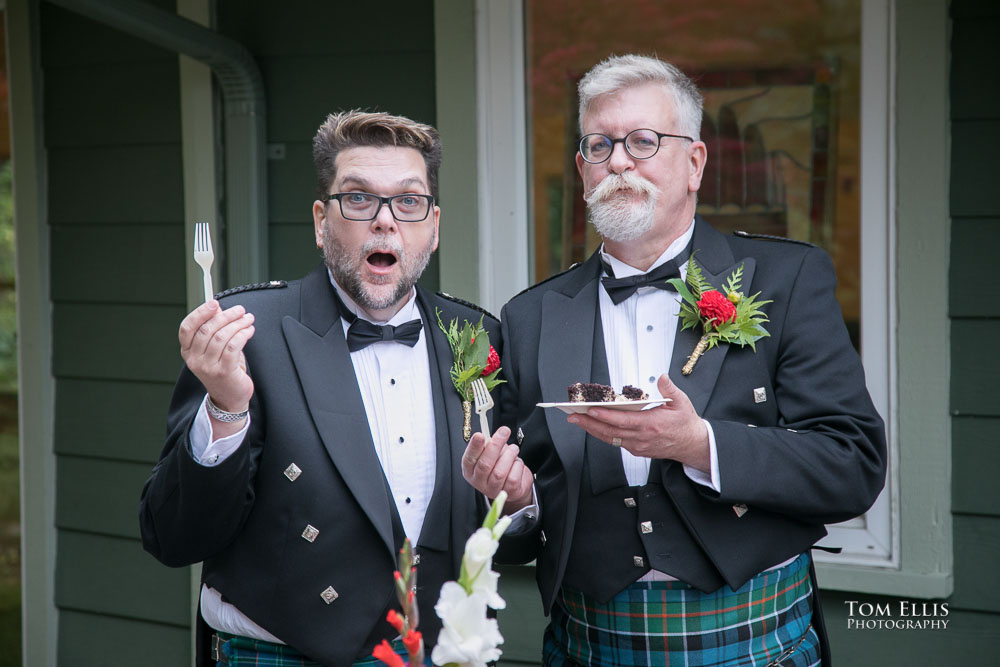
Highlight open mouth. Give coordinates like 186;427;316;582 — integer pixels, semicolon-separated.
366;251;399;272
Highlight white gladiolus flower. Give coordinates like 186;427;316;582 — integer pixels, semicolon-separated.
462;528;499;578
431;585;504;667
431;492;511;666
491;515;512;541
468;566;505;610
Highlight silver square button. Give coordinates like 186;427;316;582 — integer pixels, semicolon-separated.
624;497;637;508
284;463;302;482
633;556;645;567
320;586;339;604
301;524;319;542
753;387;767;403
640;521;653;534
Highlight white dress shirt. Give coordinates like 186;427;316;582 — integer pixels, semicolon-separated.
597;220;720;492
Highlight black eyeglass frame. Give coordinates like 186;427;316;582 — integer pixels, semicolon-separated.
321;192;436;222
578;128;695;164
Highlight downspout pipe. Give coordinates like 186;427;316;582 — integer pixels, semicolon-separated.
45;0;268;285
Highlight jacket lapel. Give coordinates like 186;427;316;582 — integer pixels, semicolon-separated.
539;252;604;490
670;219;756;415
414;289;470;554
281;265;397;556
586;311;629;493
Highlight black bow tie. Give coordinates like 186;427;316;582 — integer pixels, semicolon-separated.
600;258;682;305
331;286;423;352
346;318;423;352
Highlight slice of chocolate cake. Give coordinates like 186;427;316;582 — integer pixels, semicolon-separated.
567;382;616;402
619;385;649;401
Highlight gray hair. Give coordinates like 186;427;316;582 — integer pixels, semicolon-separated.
578;54;704;140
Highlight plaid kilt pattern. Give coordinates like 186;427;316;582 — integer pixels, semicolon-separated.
543;553;820;667
215;632;413;666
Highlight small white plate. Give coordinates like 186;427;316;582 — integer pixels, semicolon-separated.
537;399;669;415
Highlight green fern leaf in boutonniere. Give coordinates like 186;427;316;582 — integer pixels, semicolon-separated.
435;309;504;439
667;254;772;375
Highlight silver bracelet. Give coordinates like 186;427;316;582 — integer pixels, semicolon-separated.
206;396;249;423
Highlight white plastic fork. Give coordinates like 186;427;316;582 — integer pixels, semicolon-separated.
194;222;215;303
471;377;494;437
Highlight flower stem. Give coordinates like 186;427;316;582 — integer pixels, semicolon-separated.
682;335;711;375
462;400;472;441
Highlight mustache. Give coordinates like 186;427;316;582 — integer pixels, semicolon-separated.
584;171;658;205
360;235;404;258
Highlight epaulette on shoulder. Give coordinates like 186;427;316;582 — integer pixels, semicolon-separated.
732;230;816;248
436;292;498;322
215;280;287;300
510;261;582;300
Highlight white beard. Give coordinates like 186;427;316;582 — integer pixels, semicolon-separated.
584;171;658;242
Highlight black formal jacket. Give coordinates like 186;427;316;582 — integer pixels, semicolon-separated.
497;218;887;660
140;263;501;665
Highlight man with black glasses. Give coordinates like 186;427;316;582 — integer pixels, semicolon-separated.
141;110;534;665
494;55;887;665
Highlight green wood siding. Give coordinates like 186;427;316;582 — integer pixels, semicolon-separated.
40;0;192;658
54;378;173;463
58;610;190;667
55;531;189;626
949;0;1000;635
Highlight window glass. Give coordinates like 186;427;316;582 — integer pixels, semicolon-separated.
528;0;861;346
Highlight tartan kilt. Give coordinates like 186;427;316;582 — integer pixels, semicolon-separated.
214;632;414;667
543;552;820;667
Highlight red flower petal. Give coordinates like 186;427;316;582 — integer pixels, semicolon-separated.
372;639;405;667
386;609;404;632
482;345;501;376
402;630;423;656
696;290;737;326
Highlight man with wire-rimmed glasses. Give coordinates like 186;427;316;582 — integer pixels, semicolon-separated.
141;110;535;666
496;54;886;666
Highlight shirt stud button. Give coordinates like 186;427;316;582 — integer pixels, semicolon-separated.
646;325;653;332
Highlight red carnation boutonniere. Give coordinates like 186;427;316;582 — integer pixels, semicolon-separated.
435;309;504;440
667;254;771;375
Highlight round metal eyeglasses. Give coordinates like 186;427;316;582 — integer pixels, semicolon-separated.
322;192;435;222
579;128;694;164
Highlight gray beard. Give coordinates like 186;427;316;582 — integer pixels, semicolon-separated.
584;171;658;242
323;229;435;313
586;195;656;242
